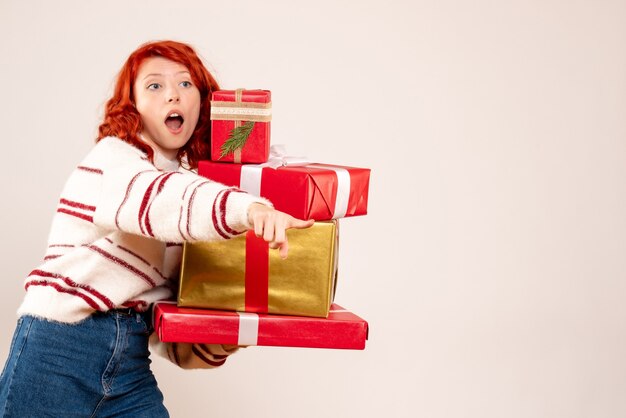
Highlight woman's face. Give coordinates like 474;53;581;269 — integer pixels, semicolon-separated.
133;56;201;160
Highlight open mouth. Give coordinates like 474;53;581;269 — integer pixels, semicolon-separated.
165;112;184;132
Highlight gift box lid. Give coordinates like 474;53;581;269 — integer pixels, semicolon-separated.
154;302;368;350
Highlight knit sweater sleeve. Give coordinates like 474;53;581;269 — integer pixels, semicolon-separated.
87;137;270;242
149;334;240;370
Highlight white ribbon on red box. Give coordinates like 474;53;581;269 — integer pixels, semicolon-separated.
236;312;259;345
239;145;351;219
308;164;350;219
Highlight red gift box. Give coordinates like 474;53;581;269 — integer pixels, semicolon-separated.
210;89;271;163
198;161;370;221
154;302;368;350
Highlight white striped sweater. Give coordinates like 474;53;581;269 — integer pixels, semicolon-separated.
18;136;269;369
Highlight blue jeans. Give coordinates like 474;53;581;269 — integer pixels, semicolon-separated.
0;310;169;417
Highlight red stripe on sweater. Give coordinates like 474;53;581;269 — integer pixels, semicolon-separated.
177;179;204;240
178;180;198;239
85;245;156;287
49;244;75;248
104;239;167;281
177;206;186;240
115;170;152;230
139;173;168;236
59;198;96;212
156;171;177;193
57;208;93;223
152;267;167;281
185;180;212;240
211;189;230;240
28;269;115;309
43;255;61;261
25;280;101;310
198;344;228;360
219;189;242;236
172;343;181;366
192;345;227;367
77;166;103;175
116;244;150;266
145;172;177;237
122;300;148;310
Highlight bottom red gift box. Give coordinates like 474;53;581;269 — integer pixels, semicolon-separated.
153;302;368;350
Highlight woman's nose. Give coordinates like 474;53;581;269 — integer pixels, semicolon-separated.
166;87;180;103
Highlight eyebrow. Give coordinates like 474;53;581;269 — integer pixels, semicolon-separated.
142;71;191;80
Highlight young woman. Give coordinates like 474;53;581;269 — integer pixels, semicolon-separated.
0;40;312;417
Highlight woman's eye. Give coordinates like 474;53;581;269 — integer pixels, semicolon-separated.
180;81;192;88
147;83;161;90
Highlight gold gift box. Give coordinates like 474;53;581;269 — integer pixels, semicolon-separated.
178;221;338;318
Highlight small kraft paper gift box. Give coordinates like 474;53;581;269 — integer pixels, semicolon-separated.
178;221;338;318
210;89;271;163
198;161;370;221
154;302;368;350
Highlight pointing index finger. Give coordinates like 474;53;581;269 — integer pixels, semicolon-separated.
288;218;315;230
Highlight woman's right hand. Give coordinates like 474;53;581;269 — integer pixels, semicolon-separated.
247;203;314;259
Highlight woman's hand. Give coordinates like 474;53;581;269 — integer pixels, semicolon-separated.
247;203;314;259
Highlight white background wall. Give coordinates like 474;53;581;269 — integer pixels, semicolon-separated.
1;1;625;417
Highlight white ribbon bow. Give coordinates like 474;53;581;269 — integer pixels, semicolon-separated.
262;144;310;169
240;145;309;196
239;145;351;219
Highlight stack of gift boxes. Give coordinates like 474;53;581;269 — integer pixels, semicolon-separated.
154;89;370;350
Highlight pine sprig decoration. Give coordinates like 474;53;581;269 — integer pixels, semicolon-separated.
219;121;255;159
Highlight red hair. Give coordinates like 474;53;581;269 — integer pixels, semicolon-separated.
97;40;219;169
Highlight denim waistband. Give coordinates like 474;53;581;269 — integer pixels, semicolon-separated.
108;307;141;316
105;306;154;332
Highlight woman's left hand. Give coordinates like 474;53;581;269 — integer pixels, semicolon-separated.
247;203;314;259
